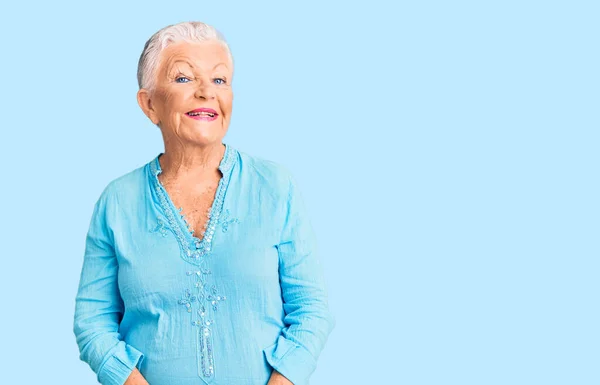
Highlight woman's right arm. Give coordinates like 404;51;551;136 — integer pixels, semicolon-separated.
73;184;147;385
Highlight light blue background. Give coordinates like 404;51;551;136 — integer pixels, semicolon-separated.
1;1;598;384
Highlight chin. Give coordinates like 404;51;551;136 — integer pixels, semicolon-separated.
189;131;224;145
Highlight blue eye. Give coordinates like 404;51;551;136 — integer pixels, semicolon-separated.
175;76;190;83
214;78;226;85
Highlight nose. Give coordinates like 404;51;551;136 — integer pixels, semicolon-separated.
194;80;216;99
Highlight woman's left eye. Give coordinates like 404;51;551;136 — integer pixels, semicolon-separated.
175;76;190;83
214;78;226;85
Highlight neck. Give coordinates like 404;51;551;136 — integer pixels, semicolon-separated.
158;142;225;181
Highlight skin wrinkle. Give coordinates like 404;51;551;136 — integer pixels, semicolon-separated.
168;59;230;72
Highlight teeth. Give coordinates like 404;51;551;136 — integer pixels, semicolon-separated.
188;111;215;117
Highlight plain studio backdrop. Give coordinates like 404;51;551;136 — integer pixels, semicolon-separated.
0;1;598;384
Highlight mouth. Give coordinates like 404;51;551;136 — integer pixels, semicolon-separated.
185;108;219;121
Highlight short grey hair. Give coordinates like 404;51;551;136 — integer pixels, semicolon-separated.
137;21;234;93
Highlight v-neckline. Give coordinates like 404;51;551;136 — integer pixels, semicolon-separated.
149;143;237;264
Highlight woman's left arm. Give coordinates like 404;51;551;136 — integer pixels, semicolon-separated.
264;172;336;385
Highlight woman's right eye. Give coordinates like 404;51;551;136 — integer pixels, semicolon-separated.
175;76;190;83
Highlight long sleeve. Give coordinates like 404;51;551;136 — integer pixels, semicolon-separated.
73;186;145;385
262;173;336;385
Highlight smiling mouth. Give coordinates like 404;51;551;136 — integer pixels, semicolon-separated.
186;111;216;117
185;110;219;122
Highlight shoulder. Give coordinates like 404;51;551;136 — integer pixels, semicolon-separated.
236;148;294;193
94;163;147;207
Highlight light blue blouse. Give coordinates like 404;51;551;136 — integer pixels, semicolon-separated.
73;143;335;385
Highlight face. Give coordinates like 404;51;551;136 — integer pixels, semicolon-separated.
137;40;233;146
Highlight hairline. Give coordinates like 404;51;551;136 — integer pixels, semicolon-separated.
137;21;234;94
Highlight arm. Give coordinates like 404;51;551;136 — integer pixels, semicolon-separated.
73;186;146;385
263;173;336;385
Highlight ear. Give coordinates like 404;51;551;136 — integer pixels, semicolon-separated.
137;88;160;125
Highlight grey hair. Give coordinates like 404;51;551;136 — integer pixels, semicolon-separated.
137;21;234;94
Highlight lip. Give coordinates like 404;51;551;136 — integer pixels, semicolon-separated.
185;108;219;121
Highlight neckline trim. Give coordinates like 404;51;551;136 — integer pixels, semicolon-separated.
148;142;238;266
151;142;236;178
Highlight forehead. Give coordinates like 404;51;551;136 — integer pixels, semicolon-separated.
160;41;231;72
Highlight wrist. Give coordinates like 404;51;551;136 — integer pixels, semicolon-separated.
269;369;293;385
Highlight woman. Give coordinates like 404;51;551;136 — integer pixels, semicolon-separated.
73;21;335;385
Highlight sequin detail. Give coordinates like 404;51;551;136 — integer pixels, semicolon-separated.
178;288;197;313
149;144;237;382
182;262;224;381
149;144;237;266
150;218;170;237
198;324;215;378
218;208;240;233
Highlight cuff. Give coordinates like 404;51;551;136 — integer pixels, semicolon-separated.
97;341;145;385
263;335;317;385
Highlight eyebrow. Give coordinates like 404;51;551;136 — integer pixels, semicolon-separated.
169;60;229;72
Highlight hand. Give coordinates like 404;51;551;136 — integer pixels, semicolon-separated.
267;369;293;385
124;368;150;385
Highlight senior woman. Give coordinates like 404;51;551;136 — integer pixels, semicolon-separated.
72;21;335;385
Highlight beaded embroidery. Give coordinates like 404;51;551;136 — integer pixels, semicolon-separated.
219;208;240;233
148;143;237;382
149;144;237;266
182;265;222;379
150;218;170;238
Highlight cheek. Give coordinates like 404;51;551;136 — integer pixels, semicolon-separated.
163;93;181;110
220;92;233;115
158;89;189;114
